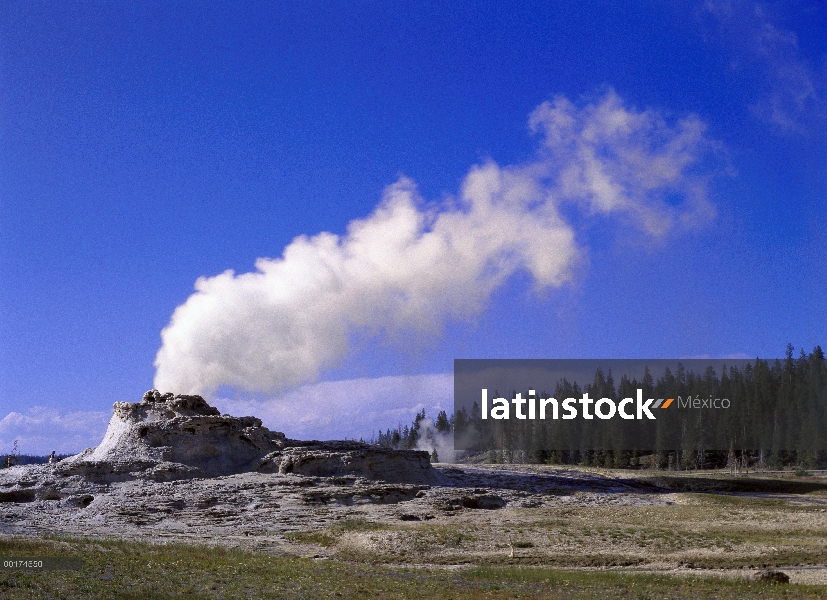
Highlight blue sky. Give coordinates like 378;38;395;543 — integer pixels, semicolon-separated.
1;1;825;453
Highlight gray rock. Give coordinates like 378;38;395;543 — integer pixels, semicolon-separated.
0;392;677;552
57;390;287;479
29;390;435;484
258;442;435;484
1;456;670;549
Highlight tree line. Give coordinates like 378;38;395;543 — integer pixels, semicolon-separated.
373;409;453;462
453;346;827;469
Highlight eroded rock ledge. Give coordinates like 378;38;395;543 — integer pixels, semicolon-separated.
52;390;436;484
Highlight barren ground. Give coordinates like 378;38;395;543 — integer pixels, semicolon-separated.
3;463;827;588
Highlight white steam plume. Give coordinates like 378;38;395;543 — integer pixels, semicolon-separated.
154;90;716;396
413;418;457;464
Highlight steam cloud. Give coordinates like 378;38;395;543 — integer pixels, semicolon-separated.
413;418;457;464
154;91;716;396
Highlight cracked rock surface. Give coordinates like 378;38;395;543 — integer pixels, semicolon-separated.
48;390;435;484
0;462;664;550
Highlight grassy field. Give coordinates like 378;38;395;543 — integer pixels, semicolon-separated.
1;535;825;599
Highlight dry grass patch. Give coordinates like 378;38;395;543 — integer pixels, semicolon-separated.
298;492;827;570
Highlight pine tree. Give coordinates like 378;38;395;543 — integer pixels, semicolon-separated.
435;410;450;432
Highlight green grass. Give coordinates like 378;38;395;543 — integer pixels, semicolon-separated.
427;524;471;548
286;517;388;547
1;535;825;599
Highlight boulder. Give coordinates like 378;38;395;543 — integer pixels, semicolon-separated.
258;440;435;484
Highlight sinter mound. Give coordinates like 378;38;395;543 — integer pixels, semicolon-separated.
57;390;435;484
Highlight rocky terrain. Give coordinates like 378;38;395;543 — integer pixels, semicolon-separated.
0;390;667;545
3;391;827;586
47;389;436;484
